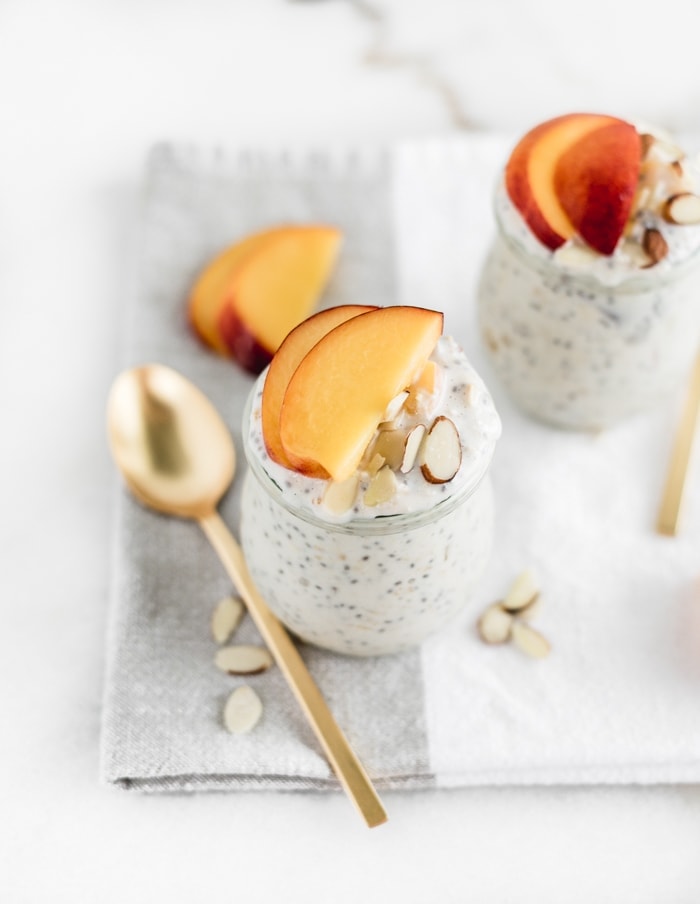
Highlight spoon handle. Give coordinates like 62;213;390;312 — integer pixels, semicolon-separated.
199;511;388;828
657;350;700;536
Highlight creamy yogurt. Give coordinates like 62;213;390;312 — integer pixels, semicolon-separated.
477;145;700;429
240;335;501;656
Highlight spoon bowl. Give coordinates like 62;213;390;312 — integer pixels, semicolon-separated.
107;363;386;828
108;365;235;519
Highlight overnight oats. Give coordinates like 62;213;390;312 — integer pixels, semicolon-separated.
477;113;700;429
239;305;501;656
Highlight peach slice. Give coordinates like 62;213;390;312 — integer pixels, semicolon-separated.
553;121;642;255
218;225;342;374
261;304;376;472
505;113;622;250
279;306;443;481
188;230;279;355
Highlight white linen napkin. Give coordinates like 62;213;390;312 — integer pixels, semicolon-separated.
101;137;700;792
394;138;700;786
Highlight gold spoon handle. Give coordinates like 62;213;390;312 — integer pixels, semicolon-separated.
657;351;700;536
199;511;388;828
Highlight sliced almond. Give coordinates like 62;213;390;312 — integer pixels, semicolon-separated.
211;595;245;645
215;645;273;676
553;243;601;267
477;603;513;644
630;185;652;220
642;227;669;265
511;621;551;659
406;361;440;414
373;429;408;470
382;391;409;423
621;238;653;268
635;155;689;217
662;192;700;225
639;132;656;159
400;423;427;473
420;416;462;484
518;594;543;622
503;568;539;613
648;135;686;163
363;465;397;506
359;436;377;470
323;473;360;515
365;452;386;477
223;685;263;734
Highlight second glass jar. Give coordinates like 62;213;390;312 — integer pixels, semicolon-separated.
477;199;700;430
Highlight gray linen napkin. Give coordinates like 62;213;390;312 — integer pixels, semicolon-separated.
101;144;433;791
103;138;700;793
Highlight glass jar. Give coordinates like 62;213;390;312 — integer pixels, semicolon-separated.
477;191;700;430
239;387;497;657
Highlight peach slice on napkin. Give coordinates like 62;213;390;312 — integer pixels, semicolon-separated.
505;112;638;253
261;304;376;472
279;306;443;481
188;230;275;355
188;224;342;374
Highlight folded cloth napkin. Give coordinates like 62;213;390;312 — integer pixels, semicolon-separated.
101;138;700;792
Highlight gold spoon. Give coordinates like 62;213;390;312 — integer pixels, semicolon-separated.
657;350;700;536
107;363;387;828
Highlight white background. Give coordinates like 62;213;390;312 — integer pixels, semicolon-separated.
2;1;700;900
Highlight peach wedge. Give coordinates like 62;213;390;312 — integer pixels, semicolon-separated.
505;113;621;250
218;225;342;374
261;304;377;472
279;306;444;481
188;230;278;355
553;120;642;255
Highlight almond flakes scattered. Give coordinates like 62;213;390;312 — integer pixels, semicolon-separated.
211;595;245;645
476;569;551;659
511;621;551;660
477;603;513;644
215;645;273;676
502;568;539;613
223;685;263;734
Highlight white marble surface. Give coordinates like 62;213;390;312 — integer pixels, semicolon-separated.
2;1;700;900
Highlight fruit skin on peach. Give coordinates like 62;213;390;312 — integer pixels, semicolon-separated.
505;113;622;250
553;120;642;255
279;306;444;482
188;231;279;355
261;304;377;473
217;225;342;375
218;303;281;376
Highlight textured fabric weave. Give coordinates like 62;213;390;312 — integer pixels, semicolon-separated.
102;138;700;792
